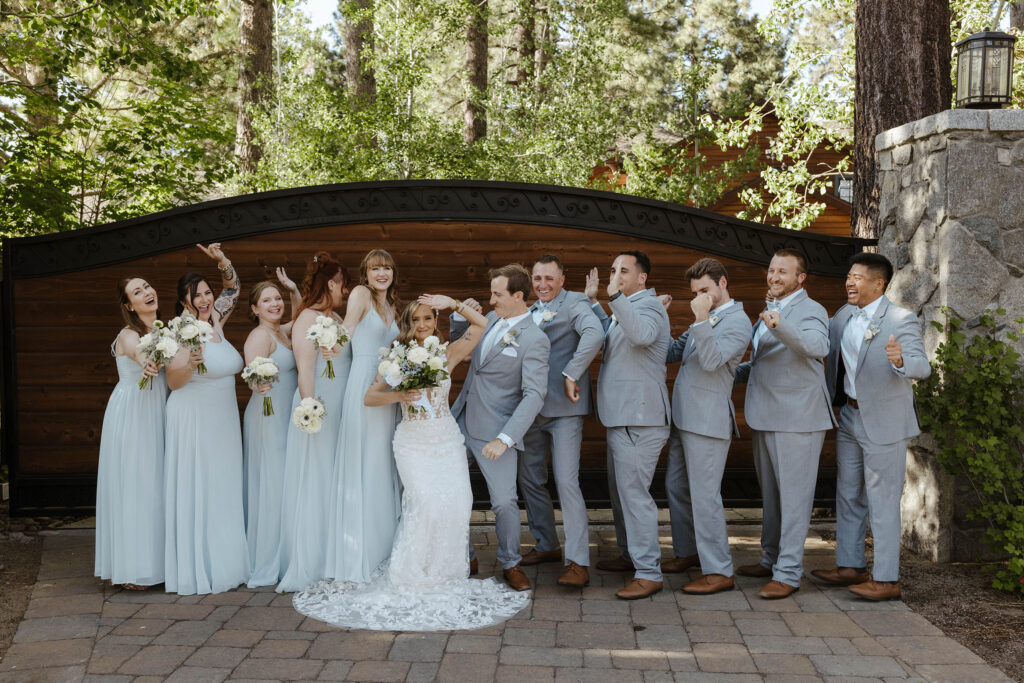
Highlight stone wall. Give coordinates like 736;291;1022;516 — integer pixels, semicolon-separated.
875;109;1024;563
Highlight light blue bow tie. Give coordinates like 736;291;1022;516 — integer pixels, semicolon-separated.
536;301;548;311
855;308;870;321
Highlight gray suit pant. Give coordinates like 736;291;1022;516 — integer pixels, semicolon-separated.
607;425;670;582
519;415;589;566
835;404;908;582
666;427;733;576
752;429;826;587
458;415;522;570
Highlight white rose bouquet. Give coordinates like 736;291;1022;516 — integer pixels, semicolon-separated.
377;335;450;417
305;315;350;380
135;321;178;390
167;312;214;374
241;356;280;416
292;396;326;434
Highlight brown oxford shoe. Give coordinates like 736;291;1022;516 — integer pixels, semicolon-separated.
595;556;635;572
810;566;870;586
503;564;532;592
616;578;663;600
736;563;772;578
848;579;902;601
469;558;478;576
681;574;735;595
759;580;799;599
520;547;563;566
556;562;590;588
661;554;701;573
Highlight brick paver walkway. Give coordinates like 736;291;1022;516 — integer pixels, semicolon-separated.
1;523;1012;682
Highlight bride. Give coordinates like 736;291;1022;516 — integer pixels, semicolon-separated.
292;294;532;631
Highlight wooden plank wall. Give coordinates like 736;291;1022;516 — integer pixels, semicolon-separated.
13;220;849;477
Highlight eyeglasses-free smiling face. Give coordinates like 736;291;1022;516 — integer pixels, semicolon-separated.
845;263;885;308
253;286;284;323
532;261;565;304
124;278;158;314
410;303;437;342
766;254;806;300
609;254;646;297
185;280;215;321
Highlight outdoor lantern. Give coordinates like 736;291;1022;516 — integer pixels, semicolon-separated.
955;31;1017;109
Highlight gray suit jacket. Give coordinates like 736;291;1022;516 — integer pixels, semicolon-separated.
592;289;672;428
530;289;603;418
667;302;752;440
735;289;836;432
826;296;931;445
451;312;551;446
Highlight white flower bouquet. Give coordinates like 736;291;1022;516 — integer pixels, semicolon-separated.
136;321;178;390
377;335;449;416
305;315;350;380
241;356;280;416
292;397;326;434
168;312;214;374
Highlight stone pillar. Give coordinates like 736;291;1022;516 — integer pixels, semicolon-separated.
875;109;1024;563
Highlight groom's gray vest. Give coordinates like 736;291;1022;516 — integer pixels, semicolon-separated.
451;312;551;446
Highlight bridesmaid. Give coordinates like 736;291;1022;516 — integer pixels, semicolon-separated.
276;252;352;593
324;249;402;583
95;277;167;590
243;271;300;588
163;243;249;595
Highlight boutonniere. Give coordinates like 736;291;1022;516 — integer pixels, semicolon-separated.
501;329;520;348
864;325;881;342
541;310;557;325
709;315;720;327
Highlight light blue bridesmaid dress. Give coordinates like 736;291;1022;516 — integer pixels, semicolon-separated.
164;333;249;595
243;341;297;588
276;343;351;593
324;308;402;583
95;333;168;587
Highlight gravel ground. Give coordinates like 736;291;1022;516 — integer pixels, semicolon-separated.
0;533;41;662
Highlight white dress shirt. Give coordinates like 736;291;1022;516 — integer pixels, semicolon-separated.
752;288;803;352
840;296;884;401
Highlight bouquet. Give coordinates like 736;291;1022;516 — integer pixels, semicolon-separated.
241;356;280;416
377;335;449;416
168;312;214;374
305;315;350;379
136;321;178;390
292;397;326;434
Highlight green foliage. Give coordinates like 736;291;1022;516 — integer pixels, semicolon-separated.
915;307;1024;594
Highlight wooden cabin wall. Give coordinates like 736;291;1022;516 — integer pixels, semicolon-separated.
13;220;849;480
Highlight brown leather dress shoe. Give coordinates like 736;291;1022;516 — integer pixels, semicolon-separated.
469;558;478;576
557;562;590;588
595;556;635;572
503;564;531;592
759;580;799;599
810;566;870;586
681;574;735;595
520;547;563;566
661;554;701;573
736;563;772;578
616;578;663;600
848;579;902;601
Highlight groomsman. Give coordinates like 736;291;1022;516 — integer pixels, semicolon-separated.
812;253;930;600
735;248;836;599
588;251;672;600
663;259;752;595
518;255;604;588
451;264;551;592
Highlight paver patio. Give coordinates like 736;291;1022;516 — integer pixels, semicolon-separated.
1;522;1012;682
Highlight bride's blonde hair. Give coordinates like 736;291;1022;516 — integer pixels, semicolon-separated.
396;301;445;346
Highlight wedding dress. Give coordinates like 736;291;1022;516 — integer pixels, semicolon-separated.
292;378;531;631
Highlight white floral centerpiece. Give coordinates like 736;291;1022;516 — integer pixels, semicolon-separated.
305;315;350;380
377;335;450;416
241;356;280;416
167;312;214;374
135;321;178;390
292;397;326;434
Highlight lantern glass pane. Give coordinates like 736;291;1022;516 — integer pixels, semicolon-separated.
969;48;984;99
957;48;970;102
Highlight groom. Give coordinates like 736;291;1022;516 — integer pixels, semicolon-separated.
451;264;551;591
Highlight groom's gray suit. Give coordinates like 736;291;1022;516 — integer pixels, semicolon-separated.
452;312;550;570
593;288;672;582
735;288;836;587
665;301;751;577
519;289;603;567
826;295;929;582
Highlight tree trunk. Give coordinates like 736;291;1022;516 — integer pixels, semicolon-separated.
534;1;552;98
514;0;534;86
236;0;274;177
463;0;488;145
852;0;952;239
344;0;377;106
1011;2;1024;29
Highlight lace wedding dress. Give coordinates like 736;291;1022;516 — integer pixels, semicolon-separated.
292;378;531;631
